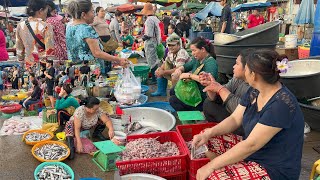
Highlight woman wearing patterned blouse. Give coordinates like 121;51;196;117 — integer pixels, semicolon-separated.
46;1;68;61
16;0;55;69
66;0;128;67
64;97;115;159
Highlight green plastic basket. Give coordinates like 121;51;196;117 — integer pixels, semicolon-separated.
42;108;58;123
131;66;150;85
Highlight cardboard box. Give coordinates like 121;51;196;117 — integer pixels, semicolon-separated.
276;47;299;61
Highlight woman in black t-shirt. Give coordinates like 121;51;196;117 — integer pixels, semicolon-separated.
20;79;41;110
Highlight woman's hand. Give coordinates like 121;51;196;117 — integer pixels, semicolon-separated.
76;140;83;153
192;130;210;149
196;163;214;180
118;58;130;67
199;72;214;87
203;82;223;93
108;129;115;139
179;73;191;80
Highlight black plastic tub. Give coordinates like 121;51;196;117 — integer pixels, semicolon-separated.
214;43;277;57
299;103;320;131
216;55;237;74
228;21;280;45
280;59;320;99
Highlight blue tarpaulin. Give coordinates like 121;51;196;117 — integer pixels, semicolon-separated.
232;2;271;12
0;0;28;7
294;0;315;24
195;2;223;20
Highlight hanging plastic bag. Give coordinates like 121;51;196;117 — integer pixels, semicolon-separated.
174;79;202;107
156;43;165;60
114;67;141;104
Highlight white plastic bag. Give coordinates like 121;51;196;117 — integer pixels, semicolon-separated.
114;67;141;104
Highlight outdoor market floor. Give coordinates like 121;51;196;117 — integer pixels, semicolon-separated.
0;87;319;180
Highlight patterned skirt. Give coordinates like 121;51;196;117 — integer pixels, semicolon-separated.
206;134;271;180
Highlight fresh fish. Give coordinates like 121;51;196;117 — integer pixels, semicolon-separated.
37;165;72;180
128;126;159;135
25;132;51;142
34;144;68;161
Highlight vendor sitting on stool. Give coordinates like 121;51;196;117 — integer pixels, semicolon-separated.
151;34;190;97
64;97;115;159
55;84;80;132
20;80;41;110
121;29;134;48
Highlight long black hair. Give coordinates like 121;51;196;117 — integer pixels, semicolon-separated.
80;96;100;108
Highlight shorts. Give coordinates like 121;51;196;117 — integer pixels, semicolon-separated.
0;84;3;90
46;84;54;96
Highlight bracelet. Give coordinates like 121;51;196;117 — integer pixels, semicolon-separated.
189;74;192;79
216;86;225;96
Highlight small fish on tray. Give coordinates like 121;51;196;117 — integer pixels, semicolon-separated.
25;132;51;142
36;165;72;180
34;144;69;161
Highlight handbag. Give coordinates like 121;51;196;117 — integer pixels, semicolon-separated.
100;37;119;53
25;20;45;49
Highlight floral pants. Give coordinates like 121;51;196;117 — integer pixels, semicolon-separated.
206;134;271;180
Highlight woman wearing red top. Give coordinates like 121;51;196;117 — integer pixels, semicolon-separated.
247;9;264;29
0;29;9;61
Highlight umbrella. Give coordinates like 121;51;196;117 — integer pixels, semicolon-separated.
195;2;223;20
160;3;177;10
232;1;271;12
137;0;182;6
294;0;315;24
0;0;28;7
177;2;206;10
117;4;144;13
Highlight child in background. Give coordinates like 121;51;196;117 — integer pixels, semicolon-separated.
121;29;134;48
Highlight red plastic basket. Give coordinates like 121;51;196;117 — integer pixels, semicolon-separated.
116;131;188;178
176;123;217;177
298;46;310;59
0;104;22;114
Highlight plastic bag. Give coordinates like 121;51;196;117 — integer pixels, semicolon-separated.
156;43;165;60
174;79;202;107
114;67;141;104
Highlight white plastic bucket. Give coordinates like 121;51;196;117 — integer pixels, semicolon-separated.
285;34;298;48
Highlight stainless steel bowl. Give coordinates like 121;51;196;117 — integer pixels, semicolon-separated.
121;173;166;180
122;107;176;132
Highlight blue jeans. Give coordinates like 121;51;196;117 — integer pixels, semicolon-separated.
19;99;39;110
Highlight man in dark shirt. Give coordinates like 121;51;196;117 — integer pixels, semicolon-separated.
162;13;171;35
219;0;233;34
44;60;55;108
79;60;90;87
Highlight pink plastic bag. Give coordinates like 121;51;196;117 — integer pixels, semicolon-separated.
74;137;97;154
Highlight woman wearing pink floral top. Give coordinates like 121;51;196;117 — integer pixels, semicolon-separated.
46;1;67;61
16;0;54;68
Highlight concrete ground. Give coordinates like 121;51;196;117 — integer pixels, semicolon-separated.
0;86;319;180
